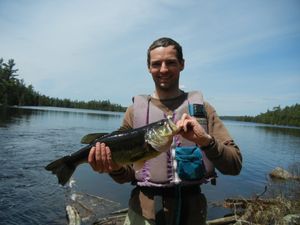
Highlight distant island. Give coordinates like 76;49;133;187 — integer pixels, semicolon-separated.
0;58;126;112
220;104;300;127
1;58;299;127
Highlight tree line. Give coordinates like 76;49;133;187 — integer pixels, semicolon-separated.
221;104;300;127
2;58;299;126
0;58;126;112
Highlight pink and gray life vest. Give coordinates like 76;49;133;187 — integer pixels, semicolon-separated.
132;91;216;187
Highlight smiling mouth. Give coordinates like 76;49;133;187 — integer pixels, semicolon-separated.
160;78;169;82
159;80;170;86
158;75;171;81
159;80;171;87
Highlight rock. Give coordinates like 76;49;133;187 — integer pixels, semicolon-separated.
269;167;300;180
66;205;81;225
282;214;300;225
66;191;122;224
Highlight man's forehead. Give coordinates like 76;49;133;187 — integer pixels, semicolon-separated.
150;45;176;52
149;46;178;60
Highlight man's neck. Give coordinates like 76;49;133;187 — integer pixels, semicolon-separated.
153;88;183;100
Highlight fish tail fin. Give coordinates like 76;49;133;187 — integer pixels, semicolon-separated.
45;156;76;186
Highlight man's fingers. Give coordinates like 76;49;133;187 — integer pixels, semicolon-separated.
106;146;112;160
88;146;95;164
177;113;194;132
181;113;191;120
100;143;107;161
100;143;109;172
105;146;114;170
94;142;100;160
88;142;120;172
93;144;104;171
182;119;193;132
88;146;97;170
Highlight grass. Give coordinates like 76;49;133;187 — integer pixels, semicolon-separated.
223;163;300;225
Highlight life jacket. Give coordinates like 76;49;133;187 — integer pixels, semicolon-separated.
132;91;216;187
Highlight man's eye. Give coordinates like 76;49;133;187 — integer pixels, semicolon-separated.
151;62;161;68
166;61;177;66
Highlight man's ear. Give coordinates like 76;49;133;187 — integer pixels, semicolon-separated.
180;59;185;71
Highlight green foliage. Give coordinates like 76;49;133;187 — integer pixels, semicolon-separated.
221;104;300;127
0;58;126;112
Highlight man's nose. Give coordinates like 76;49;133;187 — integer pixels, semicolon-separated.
160;62;168;73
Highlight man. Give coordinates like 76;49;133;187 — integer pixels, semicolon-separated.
88;37;242;225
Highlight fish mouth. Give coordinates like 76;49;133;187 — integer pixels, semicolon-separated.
162;116;179;136
144;117;179;152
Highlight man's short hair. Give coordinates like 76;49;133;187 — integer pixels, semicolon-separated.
147;37;184;68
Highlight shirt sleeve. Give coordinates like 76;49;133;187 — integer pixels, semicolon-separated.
204;101;243;175
109;105;136;183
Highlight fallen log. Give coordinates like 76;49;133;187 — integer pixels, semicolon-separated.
223;198;282;209
206;215;237;225
95;209;239;225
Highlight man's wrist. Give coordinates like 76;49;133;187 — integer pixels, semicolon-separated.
109;166;124;175
199;135;215;150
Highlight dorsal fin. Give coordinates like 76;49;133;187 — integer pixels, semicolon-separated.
80;133;108;144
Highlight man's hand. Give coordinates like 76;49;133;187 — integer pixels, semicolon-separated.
176;113;212;147
88;142;122;173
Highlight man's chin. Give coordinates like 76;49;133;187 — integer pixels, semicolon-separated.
154;81;175;91
159;82;170;88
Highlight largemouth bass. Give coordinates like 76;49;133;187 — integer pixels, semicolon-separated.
45;117;179;185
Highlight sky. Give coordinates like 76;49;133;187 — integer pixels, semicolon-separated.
0;0;299;116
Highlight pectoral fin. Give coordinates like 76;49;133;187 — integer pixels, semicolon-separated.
80;133;108;144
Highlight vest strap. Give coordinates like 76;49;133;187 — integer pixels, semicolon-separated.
132;95;150;127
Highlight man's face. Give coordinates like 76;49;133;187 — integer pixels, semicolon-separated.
148;45;184;92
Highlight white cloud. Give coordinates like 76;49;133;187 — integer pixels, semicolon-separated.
0;0;299;114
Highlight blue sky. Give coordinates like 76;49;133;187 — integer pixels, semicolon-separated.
0;0;299;116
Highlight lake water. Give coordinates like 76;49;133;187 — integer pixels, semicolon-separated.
0;106;299;225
